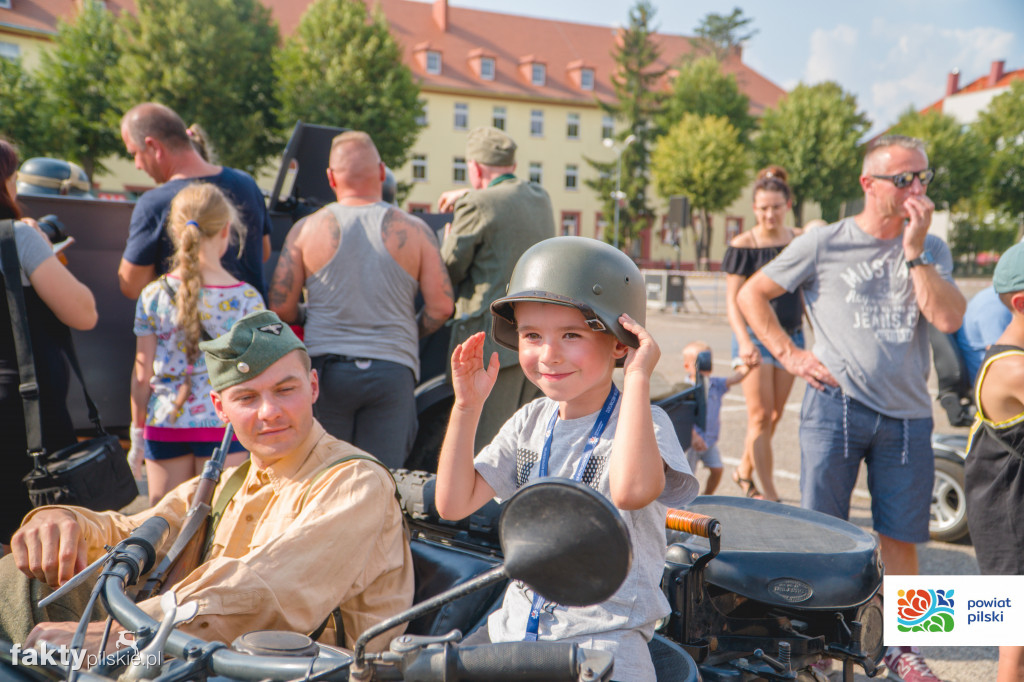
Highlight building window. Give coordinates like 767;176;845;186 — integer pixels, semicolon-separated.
561;212;581;237
408;203;431;215
565;164;578;190
415;100;428;126
453;157;467;184
531;63;546;86
725;217;743;244
601;115;614;140
454;102;468;130
411;154;427;182
0;41;19;60
480;57;495;81
580;68;595;91
529;162;542;185
492;106;506;131
426;51;442;74
566;113;580;140
530;109;544;137
595;213;607;239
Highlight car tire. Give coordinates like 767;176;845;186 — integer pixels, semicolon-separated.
930;456;969;543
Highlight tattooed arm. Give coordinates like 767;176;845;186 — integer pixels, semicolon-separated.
268;214;326;324
382;209;455;337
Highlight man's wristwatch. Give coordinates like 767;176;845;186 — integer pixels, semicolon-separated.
906;251;935;269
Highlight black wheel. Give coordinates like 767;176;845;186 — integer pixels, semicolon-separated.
404;396;453;473
930;456;969;542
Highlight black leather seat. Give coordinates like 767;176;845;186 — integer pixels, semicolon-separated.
405;538;507;637
928;323;976;427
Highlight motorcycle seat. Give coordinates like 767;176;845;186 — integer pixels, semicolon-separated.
666;496;882;610
405;538;508;637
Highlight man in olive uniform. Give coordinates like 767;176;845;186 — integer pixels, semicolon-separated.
439;127;556;452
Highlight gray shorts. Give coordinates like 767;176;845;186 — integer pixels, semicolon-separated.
799;384;934;543
686;444;722;472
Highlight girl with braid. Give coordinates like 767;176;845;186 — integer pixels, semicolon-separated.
129;183;264;503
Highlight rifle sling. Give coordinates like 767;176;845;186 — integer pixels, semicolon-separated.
201;453;398;646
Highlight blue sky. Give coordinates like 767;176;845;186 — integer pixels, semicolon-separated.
447;0;1024;136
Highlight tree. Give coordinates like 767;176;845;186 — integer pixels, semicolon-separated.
651;114;748;268
887;107;985;212
0;58;51;159
658;55;755;144
36;0;122;181
754;82;870;224
275;0;422;170
585;0;664;251
114;0;280;173
975;80;1024;224
691;7;758;61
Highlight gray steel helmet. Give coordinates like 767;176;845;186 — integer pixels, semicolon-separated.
382;167;397;205
491;236;646;353
16;157;91;197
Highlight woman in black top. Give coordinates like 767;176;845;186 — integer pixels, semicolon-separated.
722;166;803;502
0;140;98;549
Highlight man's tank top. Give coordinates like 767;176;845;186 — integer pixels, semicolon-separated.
303;202;420;378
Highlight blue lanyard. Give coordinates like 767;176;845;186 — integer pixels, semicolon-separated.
524;385;620;641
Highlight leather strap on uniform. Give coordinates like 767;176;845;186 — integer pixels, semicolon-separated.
201;460;251;562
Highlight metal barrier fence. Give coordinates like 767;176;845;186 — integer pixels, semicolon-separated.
641;269;729;317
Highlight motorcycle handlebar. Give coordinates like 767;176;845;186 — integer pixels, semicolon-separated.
665;509;720;539
120;517;170;577
401;642;595;681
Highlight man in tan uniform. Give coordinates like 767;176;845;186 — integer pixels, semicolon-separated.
440;127;556;452
2;310;413;653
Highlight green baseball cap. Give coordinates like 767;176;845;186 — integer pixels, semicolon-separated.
994;242;1024;295
466;126;516;166
201;310;306;391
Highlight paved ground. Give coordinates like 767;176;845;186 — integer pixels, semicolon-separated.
641;276;996;681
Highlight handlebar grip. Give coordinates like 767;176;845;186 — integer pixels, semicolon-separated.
665;508;719;538
401;642;585;682
121;516;170;576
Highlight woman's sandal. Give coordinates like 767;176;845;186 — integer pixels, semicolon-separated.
731;470;765;500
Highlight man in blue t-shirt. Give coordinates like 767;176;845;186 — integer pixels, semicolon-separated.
117;103;271;299
954;284;1013;385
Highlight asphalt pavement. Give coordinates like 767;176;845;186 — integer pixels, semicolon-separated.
641;277;996;682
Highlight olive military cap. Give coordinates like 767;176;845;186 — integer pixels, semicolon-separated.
201;310;306;391
466;126;517;166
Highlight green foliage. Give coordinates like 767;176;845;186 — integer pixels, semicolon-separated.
0;58;51;159
585;0;664;250
690;7;758;61
659;55;755;144
275;0;422;169
948;208;1019;272
754;82;870;224
114;0;281;172
975;80;1024;220
888;107;985;211
651;114;748;267
36;0;122;181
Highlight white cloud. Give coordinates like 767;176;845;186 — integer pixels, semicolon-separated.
804;24;859;85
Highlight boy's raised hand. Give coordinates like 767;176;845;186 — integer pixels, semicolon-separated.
451;331;500;409
619;313;660;378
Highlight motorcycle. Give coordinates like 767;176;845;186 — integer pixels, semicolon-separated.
0;479;649;682
395;470;884;682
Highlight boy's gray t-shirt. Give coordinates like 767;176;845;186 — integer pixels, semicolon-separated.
474;396;698;682
759;218;954;419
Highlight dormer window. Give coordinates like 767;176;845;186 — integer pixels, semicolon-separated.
531;63;546;86
580;68;594;90
426;50;442;75
480;57;495;80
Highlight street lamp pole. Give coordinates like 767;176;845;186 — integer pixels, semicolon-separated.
603;134;636;250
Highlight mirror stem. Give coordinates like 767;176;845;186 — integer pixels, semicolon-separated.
352;565;507;664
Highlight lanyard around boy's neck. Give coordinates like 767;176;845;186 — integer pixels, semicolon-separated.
524;383;620;641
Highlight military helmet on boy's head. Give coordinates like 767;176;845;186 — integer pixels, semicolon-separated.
490;236;645;353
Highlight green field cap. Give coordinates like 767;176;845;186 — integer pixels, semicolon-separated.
201;310;306;391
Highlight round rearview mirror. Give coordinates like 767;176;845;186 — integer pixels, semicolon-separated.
499;479;631;607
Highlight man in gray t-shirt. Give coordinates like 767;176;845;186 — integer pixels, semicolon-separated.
737;135;964;680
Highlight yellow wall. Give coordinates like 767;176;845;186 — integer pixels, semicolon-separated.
0;32;50;69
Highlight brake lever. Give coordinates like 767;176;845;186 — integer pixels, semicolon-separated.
38;546;114;608
389;629;462;654
119;592;198;681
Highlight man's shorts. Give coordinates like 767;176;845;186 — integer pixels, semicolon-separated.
799;384;934;544
732;327;804;370
145;438;247;461
686;444;722;472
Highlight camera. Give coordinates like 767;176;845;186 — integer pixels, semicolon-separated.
36;214;69;245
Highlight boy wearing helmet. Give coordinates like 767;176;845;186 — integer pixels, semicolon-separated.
435;236;698;682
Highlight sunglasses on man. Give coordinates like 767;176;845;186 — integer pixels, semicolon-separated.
870;168;935;189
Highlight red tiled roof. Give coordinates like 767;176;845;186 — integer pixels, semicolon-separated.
4;0;785;113
921;66;1024;114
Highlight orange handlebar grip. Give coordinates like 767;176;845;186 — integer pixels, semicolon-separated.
665;508;715;537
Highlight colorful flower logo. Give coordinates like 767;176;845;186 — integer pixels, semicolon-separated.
896;588;955;632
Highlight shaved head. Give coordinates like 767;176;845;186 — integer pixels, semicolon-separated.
328;131;383;187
